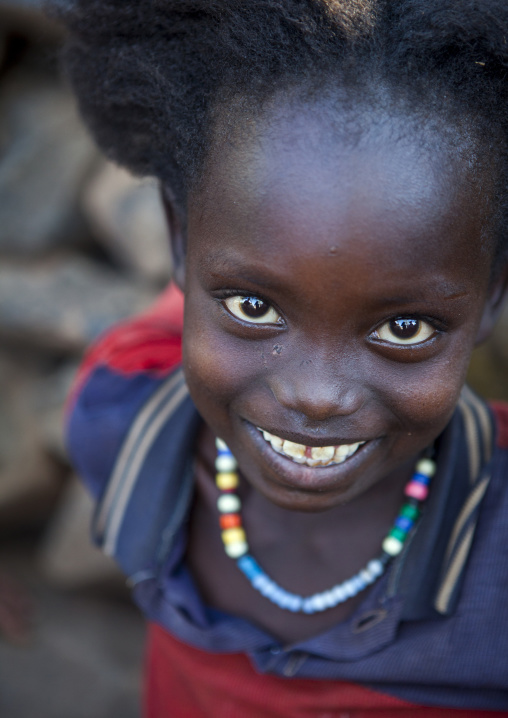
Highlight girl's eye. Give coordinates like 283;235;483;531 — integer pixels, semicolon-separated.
374;318;435;345
224;296;282;325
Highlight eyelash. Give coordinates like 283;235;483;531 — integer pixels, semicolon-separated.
217;293;445;346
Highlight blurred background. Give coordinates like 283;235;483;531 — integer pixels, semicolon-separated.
0;1;507;717
0;1;172;716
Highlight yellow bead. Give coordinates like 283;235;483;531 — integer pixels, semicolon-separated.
215;437;228;452
216;472;239;490
222;528;246;545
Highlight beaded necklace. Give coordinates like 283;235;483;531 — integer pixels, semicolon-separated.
215;437;435;614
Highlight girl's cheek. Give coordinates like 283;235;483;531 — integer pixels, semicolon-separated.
182;323;265;405
389;365;468;431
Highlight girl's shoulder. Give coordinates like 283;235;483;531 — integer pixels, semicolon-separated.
65;284;185;500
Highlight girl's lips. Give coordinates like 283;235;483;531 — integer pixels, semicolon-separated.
242;420;379;492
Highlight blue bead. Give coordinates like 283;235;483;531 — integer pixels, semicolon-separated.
395;516;414;532
302;598;316;614
287;595;303;612
238;555;262;579
354;575;367;591
412;472;430;486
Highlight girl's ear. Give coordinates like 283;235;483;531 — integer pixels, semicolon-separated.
160;184;186;291
475;262;508;344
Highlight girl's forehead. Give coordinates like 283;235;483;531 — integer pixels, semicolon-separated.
191;102;490;266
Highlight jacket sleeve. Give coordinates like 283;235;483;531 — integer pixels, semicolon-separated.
65;284;184;500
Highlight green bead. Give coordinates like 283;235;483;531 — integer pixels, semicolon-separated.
389;527;408;542
401;503;419;521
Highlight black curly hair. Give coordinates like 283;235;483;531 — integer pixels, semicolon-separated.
51;0;508;259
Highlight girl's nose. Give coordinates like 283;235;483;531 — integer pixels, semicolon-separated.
269;358;364;423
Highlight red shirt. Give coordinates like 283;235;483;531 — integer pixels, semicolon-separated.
145;622;502;718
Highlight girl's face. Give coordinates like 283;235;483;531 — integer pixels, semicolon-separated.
181;102;500;512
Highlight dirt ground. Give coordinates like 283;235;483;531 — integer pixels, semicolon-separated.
0;538;145;718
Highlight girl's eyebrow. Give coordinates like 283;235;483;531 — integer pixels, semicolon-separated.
206;257;471;302
379;288;470;307
204;255;287;290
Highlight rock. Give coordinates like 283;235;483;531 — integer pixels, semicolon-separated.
0;72;98;255
467;300;508;402
39;477;126;589
31;362;79;460
0;353;65;532
0;257;157;353
83;162;172;284
0;1;62;42
489;300;508;368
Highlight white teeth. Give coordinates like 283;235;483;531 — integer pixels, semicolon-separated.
311;446;335;461
263;430;283;452
282;440;306;459
335;444;350;459
347;442;359;457
258;429;365;468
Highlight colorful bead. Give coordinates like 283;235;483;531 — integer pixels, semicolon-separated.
225;541;248;558
400;503;419;520
238;555;262;579
389;526;407;542
215;437;229;452
366;559;384;578
216;472;239;491
222;527;246;545
404;480;429;501
394;515;414;533
382;535;404;556
217;494;241;513
412;472;431;486
220;514;241;529
216;441;433;614
416;458;436;477
215;454;238;472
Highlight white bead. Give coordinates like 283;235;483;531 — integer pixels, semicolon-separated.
215;454;237;472
215;437;229;452
310;594;326;612
367;559;384;578
342;580;356;598
261;581;277;598
302;598;315;614
224;541;248;558
360;568;375;585
349;577;361;595
321;590;336;608
287;596;303;612
332;585;346;603
217;494;241;513
416;458;436;477
354;575;367;591
273;588;290;606
382;536;404;556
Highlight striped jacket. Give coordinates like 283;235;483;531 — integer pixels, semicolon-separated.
68;284;508;713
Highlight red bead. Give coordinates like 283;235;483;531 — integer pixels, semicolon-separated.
404;481;428;501
220;514;242;530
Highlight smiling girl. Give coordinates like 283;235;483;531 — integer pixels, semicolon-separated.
59;1;508;715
